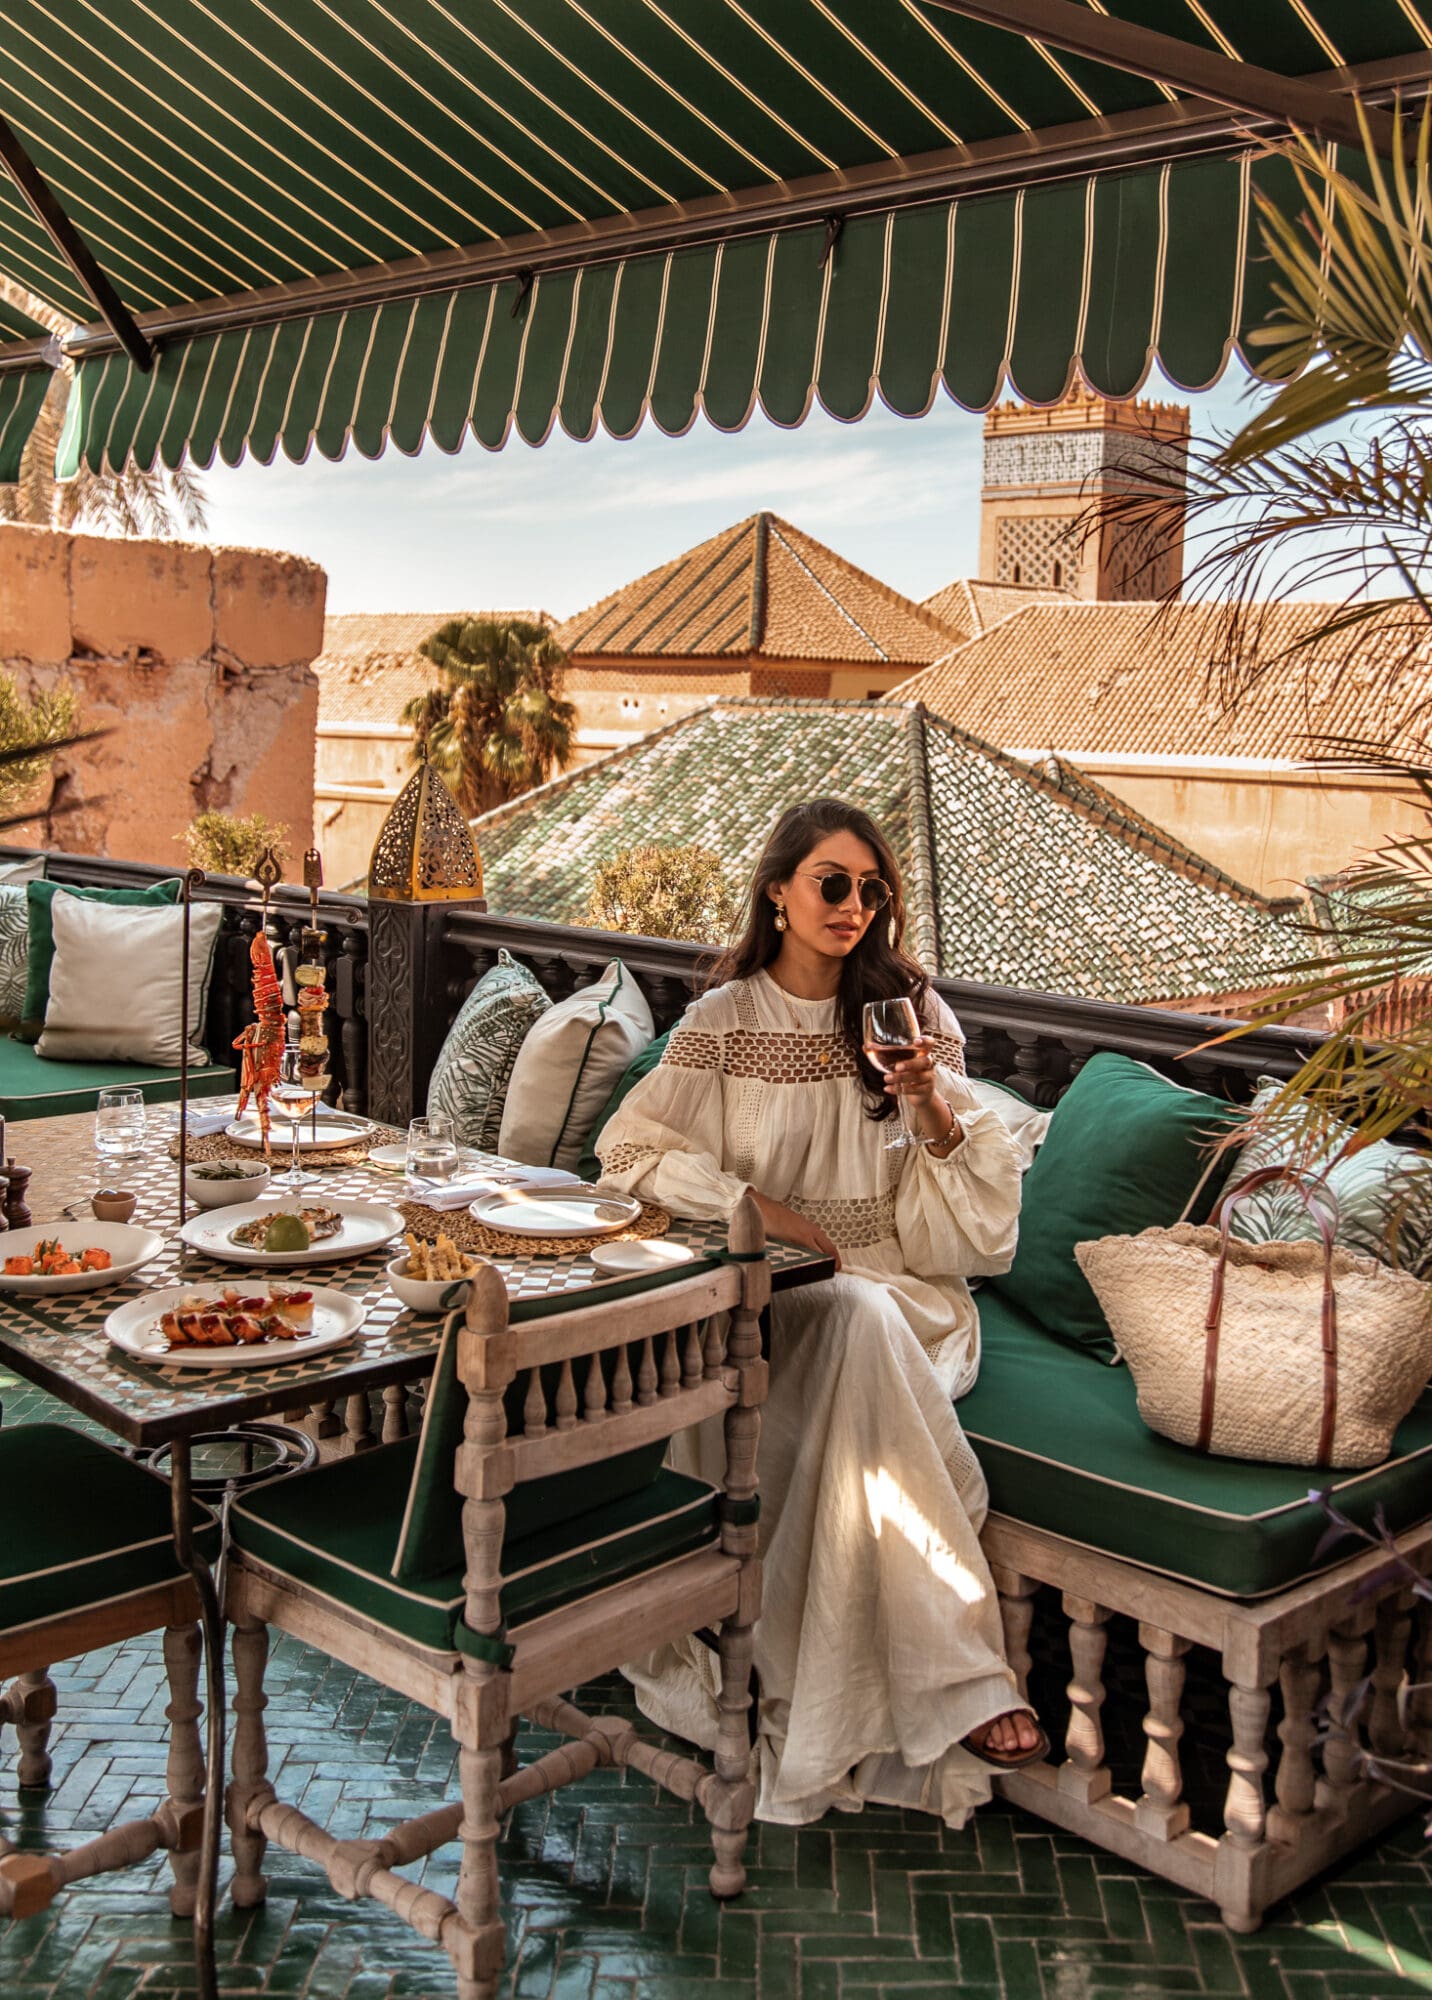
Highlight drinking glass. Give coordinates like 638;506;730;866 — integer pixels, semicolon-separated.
270;1047;319;1190
862;997;927;1151
95;1086;146;1165
406;1114;459;1185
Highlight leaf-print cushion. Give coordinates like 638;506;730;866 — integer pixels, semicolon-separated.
1226;1077;1432;1279
0;885;31;1030
426;948;550;1151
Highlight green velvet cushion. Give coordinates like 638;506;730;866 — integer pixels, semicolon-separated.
231;1438;719;1655
0;1424;219;1634
19;878;182;1041
963;1291;1432;1597
989;1051;1241;1361
576;1028;672;1182
390;1302;667;1581
0;1035;233;1121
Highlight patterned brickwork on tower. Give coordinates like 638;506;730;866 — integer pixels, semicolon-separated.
980;384;1190;601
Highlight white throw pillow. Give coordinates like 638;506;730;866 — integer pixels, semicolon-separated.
0;855;44;884
500;959;655;1175
37;896;224;1066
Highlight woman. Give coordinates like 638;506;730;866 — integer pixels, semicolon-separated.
595;798;1045;1830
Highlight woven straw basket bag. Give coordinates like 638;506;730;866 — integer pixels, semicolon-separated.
1075;1165;1432;1470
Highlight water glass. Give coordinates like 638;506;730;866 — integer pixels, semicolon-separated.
95;1086;147;1163
407;1115;459;1184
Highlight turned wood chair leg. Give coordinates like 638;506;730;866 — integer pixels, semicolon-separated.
226;1614;271;1909
451;1736;505;2000
161;1625;204;1918
709;1613;757;1899
1;1668;57;1790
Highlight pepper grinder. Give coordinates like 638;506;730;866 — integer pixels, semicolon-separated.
5;1159;32;1232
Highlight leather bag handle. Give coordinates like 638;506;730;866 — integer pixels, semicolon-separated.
1198;1165;1342;1463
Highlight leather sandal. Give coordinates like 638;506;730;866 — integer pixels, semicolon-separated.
961;1712;1050;1770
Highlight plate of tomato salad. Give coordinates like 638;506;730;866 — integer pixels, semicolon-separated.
0;1222;166;1296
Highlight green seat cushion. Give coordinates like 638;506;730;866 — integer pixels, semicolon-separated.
390;1299;667;1580
230;1438;720;1655
963;1292;1432;1597
0;1035;233;1121
990;1051;1241;1361
577;1028;672;1182
0;1424;219;1635
19;879;182;1040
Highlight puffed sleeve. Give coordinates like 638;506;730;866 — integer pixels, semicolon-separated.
895;995;1023;1280
594;1000;751;1222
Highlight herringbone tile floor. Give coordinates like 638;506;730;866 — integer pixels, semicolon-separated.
3;1380;1431;1998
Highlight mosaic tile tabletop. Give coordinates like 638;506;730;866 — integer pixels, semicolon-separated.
0;1109;817;1448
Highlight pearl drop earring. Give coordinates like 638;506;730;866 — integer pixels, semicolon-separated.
773;904;788;932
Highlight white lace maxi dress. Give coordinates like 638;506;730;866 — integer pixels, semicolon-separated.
594;970;1026;1829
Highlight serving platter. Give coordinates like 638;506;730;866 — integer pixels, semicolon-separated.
225;1106;376;1151
106;1284;364;1369
177;1197;405;1267
468;1187;641;1239
0;1221;166;1296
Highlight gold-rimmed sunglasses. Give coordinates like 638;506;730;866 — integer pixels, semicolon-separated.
797;871;892;911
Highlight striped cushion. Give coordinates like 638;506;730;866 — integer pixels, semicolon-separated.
231;1437;720;1656
0;1425;219;1637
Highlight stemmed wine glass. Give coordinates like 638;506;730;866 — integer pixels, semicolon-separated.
269;1046;319;1190
862;997;927;1151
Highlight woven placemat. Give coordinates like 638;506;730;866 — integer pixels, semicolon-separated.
170;1127;399;1171
398;1197;671;1259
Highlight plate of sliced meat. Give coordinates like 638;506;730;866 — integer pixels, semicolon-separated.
105;1283;365;1369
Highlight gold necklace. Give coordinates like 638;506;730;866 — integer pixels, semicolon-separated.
766;970;835;1067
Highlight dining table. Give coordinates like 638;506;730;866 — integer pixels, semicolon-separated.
0;1104;834;1999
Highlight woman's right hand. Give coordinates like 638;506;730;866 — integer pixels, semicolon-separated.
750;1190;842;1271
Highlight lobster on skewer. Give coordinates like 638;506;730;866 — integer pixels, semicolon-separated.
233;929;284;1155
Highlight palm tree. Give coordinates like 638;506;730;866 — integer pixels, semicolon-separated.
1092;103;1432;1156
403;616;576;818
0;278;206;536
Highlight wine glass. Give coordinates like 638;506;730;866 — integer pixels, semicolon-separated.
862;997;927;1151
406;1114;459;1186
270;1046;319;1190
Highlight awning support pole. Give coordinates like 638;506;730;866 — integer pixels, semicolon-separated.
0;112;153;372
920;0;1399;157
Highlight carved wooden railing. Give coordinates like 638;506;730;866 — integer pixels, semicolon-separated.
0;846;370;1115
435;908;1314;1110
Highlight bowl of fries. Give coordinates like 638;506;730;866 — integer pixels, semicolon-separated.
386;1232;484;1313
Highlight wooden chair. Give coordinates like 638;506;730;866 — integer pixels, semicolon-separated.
0;1423;215;1919
223;1197;770;1999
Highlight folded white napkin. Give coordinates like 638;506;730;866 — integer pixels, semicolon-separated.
175;1106;235;1137
409;1164;585;1210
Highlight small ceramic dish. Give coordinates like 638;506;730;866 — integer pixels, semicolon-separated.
91;1189;138;1223
385;1256;475;1315
185;1162;272;1209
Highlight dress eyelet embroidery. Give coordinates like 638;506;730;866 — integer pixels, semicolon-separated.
663;1027;723;1071
787;1190;898;1250
595;1140;661;1176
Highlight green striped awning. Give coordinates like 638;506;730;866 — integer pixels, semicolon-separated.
0;0;1426;480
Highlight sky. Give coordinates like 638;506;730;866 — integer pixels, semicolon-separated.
191;364;1266;622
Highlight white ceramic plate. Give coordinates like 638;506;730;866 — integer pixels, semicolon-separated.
469;1188;642;1239
177;1198;405;1267
225;1107;375;1152
0;1222;166;1296
106;1284;364;1369
590;1240;696;1275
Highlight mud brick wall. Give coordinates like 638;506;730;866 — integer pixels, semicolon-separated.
0;523;325;865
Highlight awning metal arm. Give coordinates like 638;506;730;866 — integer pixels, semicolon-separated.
921;0;1398;157
0;111;153;372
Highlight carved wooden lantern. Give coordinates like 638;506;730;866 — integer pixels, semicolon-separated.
368;754;483;902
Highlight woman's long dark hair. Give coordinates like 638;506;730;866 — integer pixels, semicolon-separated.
708;798;930;1119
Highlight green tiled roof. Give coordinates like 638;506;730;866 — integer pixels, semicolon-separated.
472;698;1299;1008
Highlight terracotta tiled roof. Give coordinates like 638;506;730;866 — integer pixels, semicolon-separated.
314;610;548;730
894;599;1432;759
919;577;1066;641
553;513;955;667
470;696;1298;1009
